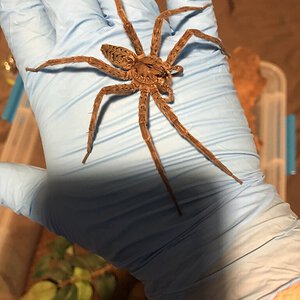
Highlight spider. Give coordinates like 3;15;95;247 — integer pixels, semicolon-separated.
26;0;242;216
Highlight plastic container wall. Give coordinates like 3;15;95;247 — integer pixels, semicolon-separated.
255;61;287;200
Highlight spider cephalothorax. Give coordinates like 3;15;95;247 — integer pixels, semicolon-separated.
26;0;242;215
131;56;170;85
101;44;179;101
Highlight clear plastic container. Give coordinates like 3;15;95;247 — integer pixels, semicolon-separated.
255;61;287;201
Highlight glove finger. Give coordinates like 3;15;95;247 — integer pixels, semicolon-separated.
41;0;108;41
166;0;218;39
0;163;46;218
0;0;55;76
99;0;158;26
98;0;171;48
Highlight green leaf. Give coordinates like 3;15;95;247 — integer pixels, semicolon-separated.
75;281;93;300
53;284;77;300
47;260;73;282
70;253;106;271
33;255;51;279
72;267;91;281
83;254;107;271
48;236;72;259
93;274;117;300
21;281;57;300
65;245;75;256
70;255;89;269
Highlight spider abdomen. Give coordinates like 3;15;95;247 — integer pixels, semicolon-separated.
101;44;136;70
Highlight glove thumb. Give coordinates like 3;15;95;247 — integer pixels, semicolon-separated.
0;163;46;218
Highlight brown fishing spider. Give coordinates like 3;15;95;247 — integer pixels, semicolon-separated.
26;0;242;215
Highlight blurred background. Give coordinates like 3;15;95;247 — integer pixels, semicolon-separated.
0;0;299;299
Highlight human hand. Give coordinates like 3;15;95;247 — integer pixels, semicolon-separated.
0;0;268;295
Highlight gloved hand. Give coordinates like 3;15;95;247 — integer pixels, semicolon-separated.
0;0;281;298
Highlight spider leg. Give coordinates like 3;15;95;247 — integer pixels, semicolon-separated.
165;85;174;103
169;65;184;75
150;4;211;56
114;0;144;56
26;56;129;80
139;90;182;215
151;87;243;185
158;83;174;103
82;83;138;163
166;29;229;66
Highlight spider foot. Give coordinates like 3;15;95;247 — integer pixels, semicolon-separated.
170;65;183;75
166;90;175;103
26;67;39;72
166;99;174;104
222;48;231;58
175;201;183;216
82;152;91;164
233;175;243;185
159;95;172;104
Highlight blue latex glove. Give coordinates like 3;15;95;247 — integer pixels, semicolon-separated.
1;0;299;299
